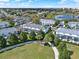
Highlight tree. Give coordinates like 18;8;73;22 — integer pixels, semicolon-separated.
64;20;69;27
64;20;68;24
46;13;53;19
19;32;27;42
35;31;44;40
58;42;71;59
32;15;40;24
64;23;69;28
0;36;6;48
8;20;15;27
53;20;60;27
44;32;55;43
59;46;70;59
58;42;66;51
7;34;19;45
27;31;36;41
54;38;61;46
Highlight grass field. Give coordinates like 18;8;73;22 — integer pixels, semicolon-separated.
0;43;54;59
67;43;79;59
0;19;3;22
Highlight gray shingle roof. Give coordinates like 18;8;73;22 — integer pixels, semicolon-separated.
13;16;31;22
56;28;79;36
0;27;17;36
68;22;79;25
0;22;9;27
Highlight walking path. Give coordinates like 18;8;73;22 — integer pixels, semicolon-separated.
48;42;59;59
0;41;37;52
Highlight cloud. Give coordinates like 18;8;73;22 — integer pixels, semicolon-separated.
28;0;33;3
0;0;78;8
0;0;9;1
0;0;37;8
0;0;9;2
73;0;79;3
57;0;79;8
15;0;21;1
59;0;67;4
59;0;79;4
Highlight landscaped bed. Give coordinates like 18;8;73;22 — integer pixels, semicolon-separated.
67;43;79;59
0;43;54;59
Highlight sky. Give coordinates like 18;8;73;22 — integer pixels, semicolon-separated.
0;0;79;8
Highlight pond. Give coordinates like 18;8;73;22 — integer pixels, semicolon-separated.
55;15;74;20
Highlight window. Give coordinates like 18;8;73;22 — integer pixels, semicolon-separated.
74;37;79;41
67;36;72;40
61;35;66;39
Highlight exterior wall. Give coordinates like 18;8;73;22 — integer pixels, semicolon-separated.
21;23;50;33
23;27;40;31
21;25;50;33
56;32;79;44
68;22;79;29
43;26;50;33
22;27;49;33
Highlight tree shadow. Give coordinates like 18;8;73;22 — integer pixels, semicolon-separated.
68;50;74;59
69;50;73;56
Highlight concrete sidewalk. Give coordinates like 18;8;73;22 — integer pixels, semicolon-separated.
48;42;59;59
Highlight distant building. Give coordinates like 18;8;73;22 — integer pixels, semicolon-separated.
56;28;79;44
13;16;31;25
40;19;55;25
68;22;79;29
0;27;17;37
0;13;5;18
55;15;74;20
0;22;9;28
21;23;50;33
59;21;64;27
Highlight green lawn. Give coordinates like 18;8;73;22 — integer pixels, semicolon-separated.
67;43;79;59
0;19;3;22
0;43;54;59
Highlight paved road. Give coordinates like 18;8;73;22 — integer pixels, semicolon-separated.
48;42;59;59
0;41;37;52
